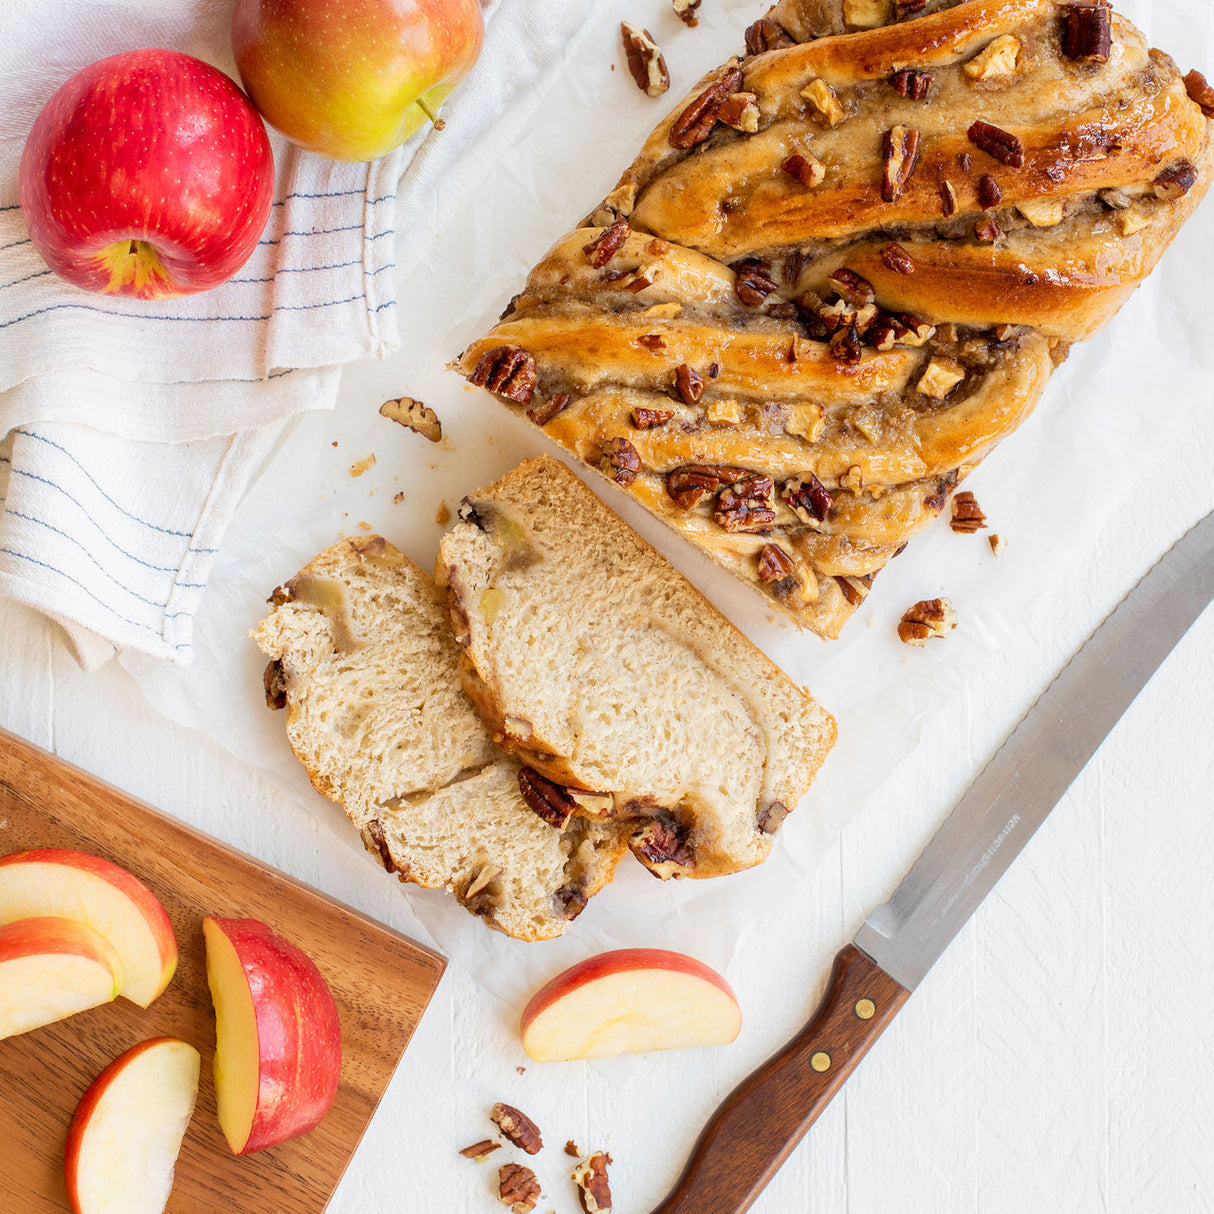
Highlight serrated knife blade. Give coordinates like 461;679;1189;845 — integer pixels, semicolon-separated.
651;508;1214;1214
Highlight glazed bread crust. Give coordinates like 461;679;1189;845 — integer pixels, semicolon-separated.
457;0;1212;638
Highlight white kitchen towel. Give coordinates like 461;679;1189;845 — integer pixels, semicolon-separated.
0;0;596;667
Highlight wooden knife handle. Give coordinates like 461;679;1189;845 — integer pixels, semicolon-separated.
649;944;909;1214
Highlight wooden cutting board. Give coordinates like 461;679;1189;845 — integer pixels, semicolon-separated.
0;727;446;1214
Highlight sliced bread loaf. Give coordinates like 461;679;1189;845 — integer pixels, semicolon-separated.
436;457;836;880
252;534;631;941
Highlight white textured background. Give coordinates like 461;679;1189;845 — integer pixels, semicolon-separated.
4;0;1214;1210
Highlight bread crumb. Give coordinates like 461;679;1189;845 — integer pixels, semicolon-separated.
331;441;338;448
436;502;452;526
358;521;372;531
394;491;406;505
515;1064;526;1076
349;454;376;477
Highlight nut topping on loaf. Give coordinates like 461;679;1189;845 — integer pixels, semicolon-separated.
456;0;1213;638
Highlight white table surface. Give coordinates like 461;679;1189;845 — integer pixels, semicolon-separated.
5;1;1214;1210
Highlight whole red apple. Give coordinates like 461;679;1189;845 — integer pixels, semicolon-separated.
232;0;484;162
19;49;274;300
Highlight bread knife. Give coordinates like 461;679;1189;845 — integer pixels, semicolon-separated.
650;508;1214;1214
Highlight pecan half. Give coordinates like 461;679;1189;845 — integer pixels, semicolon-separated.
470;346;537;404
674;362;706;405
518;767;579;830
950;490;987;533
583;217;631;268
881;125;921;202
757;800;789;834
1184;69;1214;118
460;1140;501;1161
666;464;727;509
898;597;958;645
889;68;934;99
1154;160;1198;201
621;24;670;97
881;242;915;275
572;1152;614;1214
380;396;442;443
262;659;287;711
783;474;832;522
757;544;795;582
714;475;776;532
977;174;1003;209
630;814;696;876
1061;2;1111;64
940;180;958;216
527;392;571;426
781;152;825;189
968;120;1024;167
600;437;641;485
828;268;876;305
733;257;779;305
633;406;674;429
491;1104;544;1155
498;1162;541;1213
744;18;794;55
669;66;744;148
673;0;701;27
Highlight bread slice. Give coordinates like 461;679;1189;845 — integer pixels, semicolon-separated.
252;535;631;941
437;457;836;880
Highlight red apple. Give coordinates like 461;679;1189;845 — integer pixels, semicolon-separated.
521;948;743;1062
203;916;342;1154
65;1037;200;1214
0;848;177;1007
232;0;484;161
19;49;274;299
0;917;122;1039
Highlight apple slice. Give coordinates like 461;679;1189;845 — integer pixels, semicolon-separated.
65;1037;200;1214
204;916;342;1154
0;849;177;1007
0;916;122;1039
521;948;742;1062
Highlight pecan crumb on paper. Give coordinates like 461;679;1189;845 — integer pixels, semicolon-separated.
673;0;701;27
380;396;442;443
898;598;958;646
949;491;987;533
459;1139;501;1160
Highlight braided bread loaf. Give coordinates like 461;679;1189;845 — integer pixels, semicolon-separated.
457;0;1212;638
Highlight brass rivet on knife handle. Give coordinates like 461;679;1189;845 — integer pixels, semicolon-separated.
648;945;908;1214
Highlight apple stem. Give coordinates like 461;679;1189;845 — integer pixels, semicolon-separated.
416;98;447;132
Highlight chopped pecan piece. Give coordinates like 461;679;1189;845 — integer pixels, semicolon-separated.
744;17;794;55
498;1162;542;1213
674;362;705;404
733;257;779;305
466;864;502;899
892;314;935;346
829;322;864;365
836;575;871;606
757;544;795;583
621;24;670;97
263;659;287;710
1061;2;1111;64
566;1140;583;1158
554;884;589;920
380;396;442;443
717;92;761;132
673;0;701;27
783;474;833;522
964;33;1021;80
490;1104;544;1155
600;437;642;485
977;174;1003;210
633;407;674;429
757;800;789;834
1154;161;1198;201
470;346;538;404
572;1151;614;1213
828;268;875;305
975;216;1005;242
781;152;825;189
460;1140;501;1161
950;490;988;533
714;475;776;532
705;398;742;425
940;180;958;216
889;68;934;99
1184;69;1214;118
583;217;631;268
527;392;571;426
630;815;696;877
518;768;578;829
637;333;666;352
801;78;845;126
666;464;725;509
880;242;915;275
784;251;808;288
968;120;1024;167
898;598;958;646
1017;197;1065;227
989;533;1006;556
844;0;892;28
918;356;966;398
893;0;927;16
669;66;743;148
958;151;974;172
881;125;921;202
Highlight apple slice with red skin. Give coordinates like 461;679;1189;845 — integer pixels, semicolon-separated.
521;948;743;1062
0;848;177;1007
0;916;123;1039
65;1037;200;1214
204;916;342;1154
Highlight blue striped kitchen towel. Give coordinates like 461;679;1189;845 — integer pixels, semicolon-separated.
0;0;596;668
